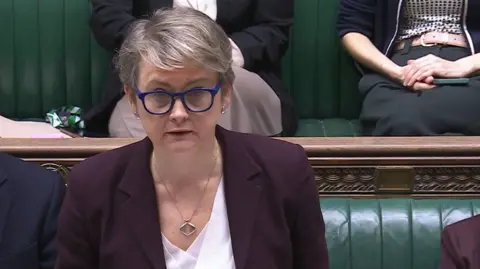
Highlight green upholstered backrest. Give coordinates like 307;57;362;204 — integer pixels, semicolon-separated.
282;0;361;120
0;0;360;123
0;0;111;119
321;198;480;269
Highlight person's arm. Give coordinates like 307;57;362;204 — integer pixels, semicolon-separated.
55;172;97;269
290;145;329;269
473;54;480;76
90;0;136;52
457;53;480;76
39;174;66;269
229;0;293;70
337;0;403;82
342;33;403;82
439;226;462;269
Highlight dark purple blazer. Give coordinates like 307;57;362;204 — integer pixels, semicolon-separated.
55;126;329;269
439;215;480;269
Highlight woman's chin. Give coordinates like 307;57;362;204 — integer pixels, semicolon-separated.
163;136;198;152
168;141;197;152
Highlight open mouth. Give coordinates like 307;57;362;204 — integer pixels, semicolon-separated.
167;130;193;136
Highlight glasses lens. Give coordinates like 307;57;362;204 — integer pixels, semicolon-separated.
184;89;213;112
143;92;172;114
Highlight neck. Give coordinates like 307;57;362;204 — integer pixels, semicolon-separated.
152;137;220;185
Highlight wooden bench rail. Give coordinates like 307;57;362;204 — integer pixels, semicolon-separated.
2;137;480;197
3;137;480;157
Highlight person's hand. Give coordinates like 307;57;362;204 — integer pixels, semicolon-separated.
403;54;475;87
393;65;434;91
410;81;435;91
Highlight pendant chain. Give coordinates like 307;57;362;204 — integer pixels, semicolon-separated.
151;141;219;236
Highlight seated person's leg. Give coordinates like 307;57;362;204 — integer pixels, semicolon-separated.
109;95;147;138
362;76;480;136
359;74;425;136
218;66;282;136
361;45;480;136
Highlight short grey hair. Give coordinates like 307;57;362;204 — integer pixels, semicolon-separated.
115;7;235;89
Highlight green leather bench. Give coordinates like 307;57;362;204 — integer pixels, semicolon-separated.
322;198;480;269
282;0;362;137
0;0;111;124
0;0;361;137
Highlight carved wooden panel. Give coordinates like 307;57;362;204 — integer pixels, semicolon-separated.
414;167;480;193
314;167;376;193
312;166;480;194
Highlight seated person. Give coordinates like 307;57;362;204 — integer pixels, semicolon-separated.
338;0;480;136
86;0;297;137
439;215;480;269
55;8;329;269
0;153;66;269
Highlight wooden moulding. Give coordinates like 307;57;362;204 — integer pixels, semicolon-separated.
2;137;480;197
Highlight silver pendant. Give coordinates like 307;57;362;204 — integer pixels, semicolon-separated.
180;222;196;236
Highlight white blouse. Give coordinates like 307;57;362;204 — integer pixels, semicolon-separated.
173;0;245;67
162;179;236;269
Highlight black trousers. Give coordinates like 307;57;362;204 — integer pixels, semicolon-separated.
359;42;480;136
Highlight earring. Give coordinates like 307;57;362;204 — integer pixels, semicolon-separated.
221;105;226;114
134;112;140;119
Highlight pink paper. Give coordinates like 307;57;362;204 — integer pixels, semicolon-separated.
31;133;67;139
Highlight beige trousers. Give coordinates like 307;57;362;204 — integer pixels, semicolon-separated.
108;67;282;138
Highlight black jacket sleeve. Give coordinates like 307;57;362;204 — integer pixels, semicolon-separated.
229;0;293;70
337;0;376;39
90;0;137;52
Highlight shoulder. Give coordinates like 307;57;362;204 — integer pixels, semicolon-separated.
229;131;308;169
440;215;480;261
0;153;65;203
443;215;480;238
226;131;311;191
224;131;317;224
66;139;149;209
67;139;145;190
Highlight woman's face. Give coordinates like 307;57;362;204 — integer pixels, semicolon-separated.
126;60;232;153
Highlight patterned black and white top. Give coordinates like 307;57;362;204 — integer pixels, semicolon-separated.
398;0;464;40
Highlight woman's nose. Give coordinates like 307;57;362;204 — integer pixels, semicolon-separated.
169;98;188;121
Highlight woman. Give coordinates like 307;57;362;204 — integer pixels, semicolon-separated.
338;0;480;136
85;0;297;137
55;8;329;269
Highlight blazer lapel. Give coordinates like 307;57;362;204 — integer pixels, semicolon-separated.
216;127;262;269
117;139;167;269
0;167;11;245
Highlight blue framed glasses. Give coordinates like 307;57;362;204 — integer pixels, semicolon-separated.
135;80;222;115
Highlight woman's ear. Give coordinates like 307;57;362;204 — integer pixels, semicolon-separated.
123;85;138;114
220;84;233;112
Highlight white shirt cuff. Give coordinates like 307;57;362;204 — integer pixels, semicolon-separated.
229;38;245;68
